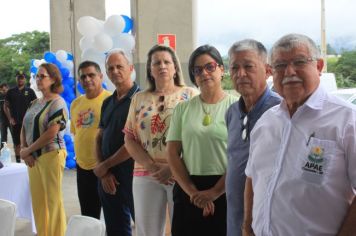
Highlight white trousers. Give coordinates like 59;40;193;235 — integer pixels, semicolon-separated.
133;175;174;236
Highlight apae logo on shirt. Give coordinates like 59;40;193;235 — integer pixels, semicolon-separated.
302;146;324;175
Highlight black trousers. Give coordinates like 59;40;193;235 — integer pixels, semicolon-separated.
172;175;227;236
10;123;22;146
0;121;10;148
76;165;101;219
98;178;134;236
97;159;135;236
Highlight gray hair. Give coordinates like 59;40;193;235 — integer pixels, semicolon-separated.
105;48;133;66
269;33;320;62
228;39;268;63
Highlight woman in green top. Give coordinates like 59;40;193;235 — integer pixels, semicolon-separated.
167;45;238;236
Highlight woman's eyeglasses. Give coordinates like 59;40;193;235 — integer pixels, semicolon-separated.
241;115;249;141
158;96;165;112
35;74;49;81
192;62;219;76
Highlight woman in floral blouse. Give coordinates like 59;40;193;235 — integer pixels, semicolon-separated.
124;44;198;236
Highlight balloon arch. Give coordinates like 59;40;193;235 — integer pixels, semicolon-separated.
29;14;134;169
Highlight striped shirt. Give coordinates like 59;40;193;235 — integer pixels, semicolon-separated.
23;96;68;157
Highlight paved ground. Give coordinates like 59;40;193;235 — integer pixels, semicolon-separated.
15;168;80;236
4;133;171;236
15;167;172;236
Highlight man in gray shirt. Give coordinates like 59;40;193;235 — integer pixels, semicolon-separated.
225;39;281;236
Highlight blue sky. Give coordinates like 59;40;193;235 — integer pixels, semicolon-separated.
1;0;355;55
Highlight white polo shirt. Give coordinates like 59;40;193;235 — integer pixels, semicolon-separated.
246;86;356;236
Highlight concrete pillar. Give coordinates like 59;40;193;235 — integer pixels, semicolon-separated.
50;0;196;89
50;0;105;80
131;0;197;88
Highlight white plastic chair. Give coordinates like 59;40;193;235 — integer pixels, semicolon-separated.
0;199;17;236
65;215;106;236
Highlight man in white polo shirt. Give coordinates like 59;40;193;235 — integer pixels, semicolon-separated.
243;33;356;236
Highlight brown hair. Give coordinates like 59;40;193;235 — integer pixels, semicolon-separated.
38;63;64;94
146;44;185;91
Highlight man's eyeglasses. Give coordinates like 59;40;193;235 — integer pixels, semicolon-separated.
192;62;219;76
158;96;165;112
79;73;97;81
241;115;249;142
35;74;50;80
272;57;316;72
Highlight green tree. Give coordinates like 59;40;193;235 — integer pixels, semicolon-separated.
327;44;337;55
222;72;234;90
0;31;49;85
221;55;234;90
327;56;338;72
333;51;356;88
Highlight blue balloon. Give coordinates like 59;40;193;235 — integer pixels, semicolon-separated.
76;81;85;94
62;77;74;87
61;84;71;97
66;159;76;169
63;78;75;88
64;134;72;144
61;90;75;105
66;143;74;153
102;82;107;90
54;60;62;69
30;66;37;74
66;151;75;160
43;51;56;63
60;67;70;78
67;53;74;61
121;15;133;33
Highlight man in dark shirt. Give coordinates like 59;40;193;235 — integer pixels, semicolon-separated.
0;83;10;149
94;49;139;236
4;73;37;162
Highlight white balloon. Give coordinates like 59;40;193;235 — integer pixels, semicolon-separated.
33;59;42;68
79;36;94;51
69;70;74;78
77;16;102;37
97;20;105;26
30;73;36;81
112;33;135;52
30;74;42;97
81;48;106;64
104;15;125;36
98;63;106;73
56;50;68;62
102;76;116;92
93;33;113;53
62;60;74;73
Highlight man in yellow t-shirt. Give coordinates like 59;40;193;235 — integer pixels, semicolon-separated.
70;61;111;219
